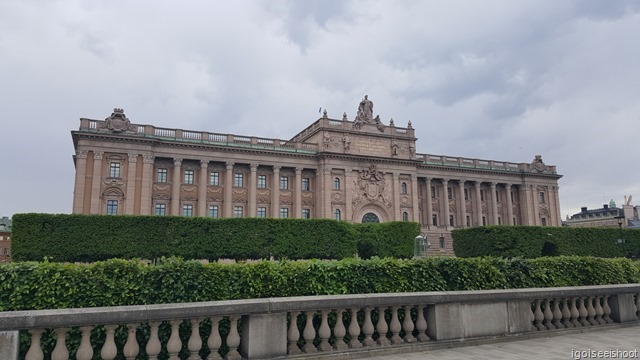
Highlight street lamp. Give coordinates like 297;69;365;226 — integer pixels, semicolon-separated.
414;234;430;258
614;215;625;244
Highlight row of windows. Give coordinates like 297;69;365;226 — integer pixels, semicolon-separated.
151;203;314;219
156;168;316;190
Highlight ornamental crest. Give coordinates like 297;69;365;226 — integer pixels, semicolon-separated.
531;155;551;173
352;164;392;207
100;108;137;132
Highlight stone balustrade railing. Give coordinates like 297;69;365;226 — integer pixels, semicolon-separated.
418;153;558;174
289;118;415;142
1;285;639;360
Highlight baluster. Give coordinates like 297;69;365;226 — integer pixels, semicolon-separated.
207;316;223;360
123;323;140;360
76;326;94;360
348;308;362;348
147;322;162;360
635;293;640;319
602;295;613;324
302;311;317;353
415;305;430;341
402;305;416;342
586;296;597;325
594;296;605;325
317;309;332;351
389;306;402;344
542;299;554;330
561;299;572;328
25;329;44;360
552;299;563;329
51;328;69;360
188;318;203;360
533;299;544;331
100;325;118;360
333;309;348;350
375;307;390;346
226;316;242;360
287;312;301;354
167;320;182;360
570;297;581;327
362;307;375;346
578;297;589;326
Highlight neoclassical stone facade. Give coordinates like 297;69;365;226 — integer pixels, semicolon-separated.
71;99;562;255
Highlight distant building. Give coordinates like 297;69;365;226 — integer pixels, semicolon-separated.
565;197;640;228
70;98;562;255
0;216;11;263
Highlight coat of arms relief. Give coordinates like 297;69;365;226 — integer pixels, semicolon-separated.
352;164;392;207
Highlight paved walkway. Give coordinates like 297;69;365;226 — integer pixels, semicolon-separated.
368;325;640;360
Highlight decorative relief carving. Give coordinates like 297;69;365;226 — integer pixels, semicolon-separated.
181;195;198;202
153;193;171;200
466;200;473;213
482;202;488;214
208;187;223;194
103;178;125;187
99;108;137;132
182;185;196;193
531;155;553;174
333;192;342;202
233;188;247;195
401;196;409;205
449;201;456;212
128;154;138;163
352;164;392;208
153;184;170;192
93;152;104;160
431;198;439;212
497;203;503;215
76;150;88;159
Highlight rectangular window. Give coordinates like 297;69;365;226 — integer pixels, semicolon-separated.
482;216;487;226
157;168;168;183
257;207;267;218
449;215;454;226
109;162;120;178
511;191;515;203
541;217;547;226
447;187;452;200
513;217;517;225
106;200;118;215
208;205;219;218
234;206;243;218
480;190;485;201
258;175;267;189
466;215;471;227
302;209;311;219
464;188;469;200
280;176;289;190
498;217;502;225
301;178;310;191
184;170;194;185
430;186;436;198
539;192;546;204
182;204;193;217
280;208;289;218
234;173;244;187
155;203;166;216
495;190;501;202
210;172;219;186
432;214;438;226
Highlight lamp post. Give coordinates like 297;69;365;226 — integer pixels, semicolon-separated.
414;234;430;258
614;215;625;244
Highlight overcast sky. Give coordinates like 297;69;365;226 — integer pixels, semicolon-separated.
1;0;639;220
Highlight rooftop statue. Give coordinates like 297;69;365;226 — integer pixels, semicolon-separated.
353;95;374;129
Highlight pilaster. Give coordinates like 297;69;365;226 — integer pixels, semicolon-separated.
425;178;433;228
225;162;234;217
140;155;154;215
249;164;258;217
89;151;104;214
345;168;353;222
458;179;466;227
442;178;450;227
294;167;302;218
393;173;400;221
125;154;138;215
272;166;281;218
490;182;499;225
474;181;482;226
411;174;419;222
199;160;209;216
72;150;88;214
171;158;182;216
505;184;513;225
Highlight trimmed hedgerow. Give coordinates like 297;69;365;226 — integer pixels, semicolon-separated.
354;221;421;259
452;226;640;258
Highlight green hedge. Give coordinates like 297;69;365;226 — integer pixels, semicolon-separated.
452;226;640;258
11;214;419;262
1;256;639;312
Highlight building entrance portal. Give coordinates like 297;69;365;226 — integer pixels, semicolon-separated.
362;213;380;223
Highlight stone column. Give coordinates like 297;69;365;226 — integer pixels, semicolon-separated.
411;174;419;222
199;160;209;216
345;168;353;221
490;182;499;225
171;158;182;216
505;184;513;225
442;178;450;227
249;164;258;217
272;166;281;218
549;186;558;226
125;154;138;215
529;185;538;225
554;186;562;226
458;179;466;227
72;150;88;213
474;181;482;226
225;162;234;217
89;151;104;214
425;178;433;227
294;167;302;218
323;167;332;219
393;173;401;221
140;155;154;215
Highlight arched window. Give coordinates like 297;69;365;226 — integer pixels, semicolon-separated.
401;182;407;194
334;209;341;221
333;177;341;190
402;212;409;221
362;213;380;223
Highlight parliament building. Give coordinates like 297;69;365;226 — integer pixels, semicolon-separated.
71;97;562;255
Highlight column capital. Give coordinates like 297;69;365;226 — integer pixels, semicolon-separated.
273;165;281;172
458;178;466;185
504;183;512;189
128;153;138;163
411;174;417;181
143;155;155;164
225;162;234;169
93;151;104;160
392;173;399;180
174;158;183;166
490;182;497;189
441;178;449;184
474;180;482;186
323;168;331;175
200;159;210;168
295;167;303;174
76;150;88;159
250;164;259;171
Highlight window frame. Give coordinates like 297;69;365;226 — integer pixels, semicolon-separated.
257;175;267;189
233;206;244;218
401;182;408;194
234;173;244;187
154;203;167;216
333;177;341;191
301;177;310;191
106;200;118;215
210;171;220;186
182;204;193;217
334;209;341;221
184;169;195;185
257;207;267;218
280;176;289;190
109;162;121;178
156;168;168;183
208;205;219;218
